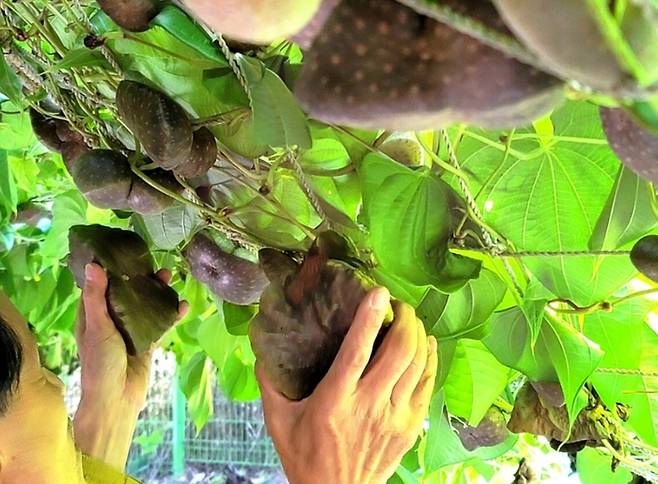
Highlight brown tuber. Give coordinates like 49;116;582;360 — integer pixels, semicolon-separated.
184;232;269;305
97;0;162;32
249;233;394;400
601;107;658;185
68;225;179;355
295;0;563;131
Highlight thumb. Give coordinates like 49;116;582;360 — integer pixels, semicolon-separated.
82;263;116;338
255;362;296;435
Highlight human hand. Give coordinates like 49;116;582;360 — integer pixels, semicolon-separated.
256;288;438;484
73;262;187;469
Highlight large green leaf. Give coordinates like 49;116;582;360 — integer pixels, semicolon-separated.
0;54;23;103
153;5;228;65
417;269;506;340
179;352;214;432
137;202;200;251
484;307;603;419
589;166;658;250
443;340;514;425
361;154;480;293
577;447;632;484
0;151;17;219
454;102;637;306
197;308;259;402
584;299;658;446
40;190;88;260
236;54;311;149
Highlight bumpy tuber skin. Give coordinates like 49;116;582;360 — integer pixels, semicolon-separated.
250;241;393;401
30;109;88;169
184;0;322;44
30;109;66;152
128;168;182;214
452;406;510;451
97;0;161;32
507;382;622;447
68;225;180;355
174;127;218;179
184;232;269;305
295;0;563;131
601;107;658;185
71;150;133;210
68;225;154;287
494;0;658;90
107;274;179;354
630;235;658;283
116;80;193;168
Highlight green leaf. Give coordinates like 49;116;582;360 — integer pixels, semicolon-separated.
218;347;260;402
418;269;506;340
589;166;657;250
138;202;200;250
222;302;257;336
153;6;228;65
453;102;636;306
0;151;17;219
443;340;513;425
0;105;36;150
197;310;259;401
179;352;214;432
577;447;632;484
0;53;23;103
484;307;603;421
584;298;658;446
423;392;517;472
235;54;311;149
361;154;480;293
50;48;106;71
41;190;87;260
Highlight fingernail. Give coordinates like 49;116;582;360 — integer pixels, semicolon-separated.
85;264;94;282
370;287;390;310
429;336;437;351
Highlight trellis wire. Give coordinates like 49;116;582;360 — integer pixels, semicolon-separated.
287;150;333;230
465;248;632;257
72;0;124;75
215;34;252;108
596;368;658;378
440;129;525;297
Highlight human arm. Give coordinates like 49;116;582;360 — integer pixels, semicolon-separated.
73;263;187;470
256;287;438;484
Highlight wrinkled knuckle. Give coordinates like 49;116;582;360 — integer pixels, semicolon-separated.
344;348;369;371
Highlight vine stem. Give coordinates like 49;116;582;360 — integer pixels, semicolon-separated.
192;108;250;128
131;163;219;220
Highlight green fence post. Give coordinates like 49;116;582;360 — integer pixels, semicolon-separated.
172;375;186;478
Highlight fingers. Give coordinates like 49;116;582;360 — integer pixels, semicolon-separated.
390;319;428;406
255;362;295;435
411;336;438;412
360;302;418;398
155;269;188;320
82;263;116;339
177;300;190;321
155;268;172;284
316;287;391;400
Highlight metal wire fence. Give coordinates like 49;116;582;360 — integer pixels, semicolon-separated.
126;352;281;481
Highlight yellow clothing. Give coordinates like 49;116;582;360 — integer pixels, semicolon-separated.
81;454;140;484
